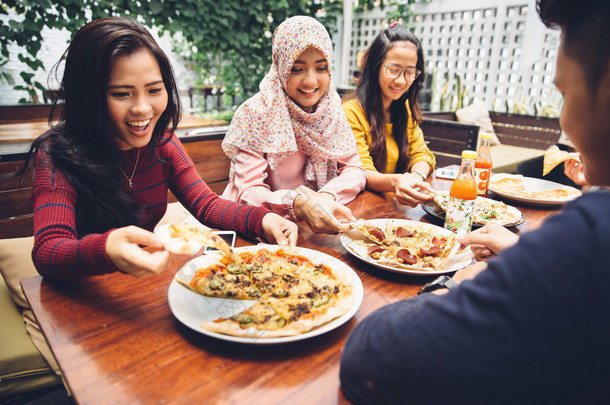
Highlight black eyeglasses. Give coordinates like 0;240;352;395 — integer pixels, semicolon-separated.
383;64;421;82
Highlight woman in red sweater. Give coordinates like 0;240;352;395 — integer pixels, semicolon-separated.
25;17;297;279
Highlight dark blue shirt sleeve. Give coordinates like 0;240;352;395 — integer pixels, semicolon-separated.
340;191;610;404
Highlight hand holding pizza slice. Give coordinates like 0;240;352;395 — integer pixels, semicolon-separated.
155;221;240;261
543;145;579;176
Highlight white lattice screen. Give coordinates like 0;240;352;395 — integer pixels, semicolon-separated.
340;0;562;115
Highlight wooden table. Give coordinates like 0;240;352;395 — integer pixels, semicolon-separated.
21;183;558;405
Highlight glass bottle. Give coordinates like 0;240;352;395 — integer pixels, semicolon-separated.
444;150;478;235
474;133;493;197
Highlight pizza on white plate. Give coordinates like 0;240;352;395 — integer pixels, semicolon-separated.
489;174;581;200
175;247;355;338
349;219;458;271
432;192;524;226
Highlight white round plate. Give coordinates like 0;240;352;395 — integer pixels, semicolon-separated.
340;218;474;276
168;245;363;344
489;174;581;205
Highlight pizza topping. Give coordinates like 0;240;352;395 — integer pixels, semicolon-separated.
367;227;385;242
247;287;262;298
366;244;386;260
209;278;224;290
420;245;441;256
272;289;288;298
226;263;246;275
396;249;418;265
395;227;414;238
230;314;253;324
432;236;447;245
312;291;332;308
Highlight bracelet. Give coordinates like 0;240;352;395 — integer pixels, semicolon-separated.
413;169;428;181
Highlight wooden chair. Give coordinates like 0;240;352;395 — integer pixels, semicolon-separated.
420;117;479;167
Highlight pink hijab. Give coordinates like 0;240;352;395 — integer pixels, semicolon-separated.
222;15;358;190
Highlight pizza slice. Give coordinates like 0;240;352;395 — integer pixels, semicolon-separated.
266;290;353;335
350;218;389;245
156;221;239;261
543;145;570;176
200;300;288;337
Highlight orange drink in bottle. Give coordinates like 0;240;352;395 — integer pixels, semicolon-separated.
474;133;493;197
444;150;477;234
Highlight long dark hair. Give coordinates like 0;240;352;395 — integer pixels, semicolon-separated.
356;24;425;173
24;17;181;235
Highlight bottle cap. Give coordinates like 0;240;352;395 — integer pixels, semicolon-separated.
461;150;477;159
480;133;493;140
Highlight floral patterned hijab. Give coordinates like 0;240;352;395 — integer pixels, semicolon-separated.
222;15;358;190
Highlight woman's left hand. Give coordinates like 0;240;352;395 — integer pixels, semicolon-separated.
261;212;299;247
393;172;434;207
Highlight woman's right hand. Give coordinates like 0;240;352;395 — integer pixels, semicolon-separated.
457;223;519;261
106;226;171;277
564;153;588;186
293;187;356;234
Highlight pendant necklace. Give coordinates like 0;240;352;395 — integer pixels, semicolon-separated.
120;148;140;188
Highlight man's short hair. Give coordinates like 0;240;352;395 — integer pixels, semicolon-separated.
537;0;610;93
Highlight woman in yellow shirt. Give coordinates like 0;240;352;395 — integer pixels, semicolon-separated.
343;23;435;207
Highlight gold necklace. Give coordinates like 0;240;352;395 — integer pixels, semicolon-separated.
120;148;140;187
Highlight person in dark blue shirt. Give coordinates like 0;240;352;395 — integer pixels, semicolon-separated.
340;1;610;403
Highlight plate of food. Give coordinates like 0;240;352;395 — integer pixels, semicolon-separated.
422;192;525;227
167;245;363;344
489;173;581;205
340;218;474;275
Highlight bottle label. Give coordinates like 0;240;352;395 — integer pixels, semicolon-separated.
444;196;476;234
474;167;491;196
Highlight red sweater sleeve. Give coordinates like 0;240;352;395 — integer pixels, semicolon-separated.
31;150;117;279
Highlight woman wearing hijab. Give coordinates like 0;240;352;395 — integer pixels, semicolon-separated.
222;16;366;234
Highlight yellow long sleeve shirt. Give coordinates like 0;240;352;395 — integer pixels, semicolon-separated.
342;99;435;174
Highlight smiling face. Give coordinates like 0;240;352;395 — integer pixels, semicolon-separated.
106;48;168;150
284;46;330;109
378;41;418;111
554;38;610;185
